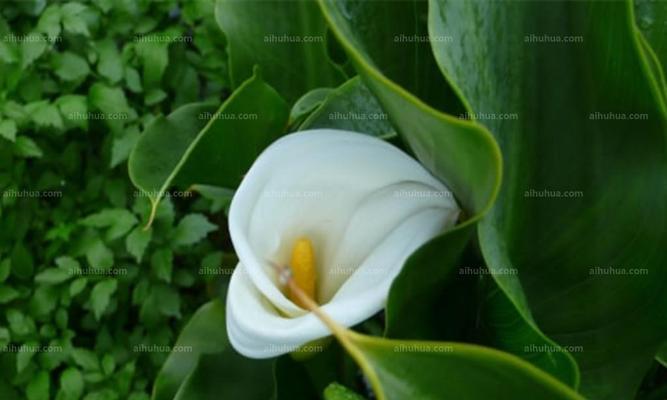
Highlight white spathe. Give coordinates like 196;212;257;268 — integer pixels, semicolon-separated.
226;129;460;358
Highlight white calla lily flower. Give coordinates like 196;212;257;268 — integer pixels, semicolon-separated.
226;129;460;358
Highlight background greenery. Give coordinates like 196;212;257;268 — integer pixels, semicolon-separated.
0;1;232;399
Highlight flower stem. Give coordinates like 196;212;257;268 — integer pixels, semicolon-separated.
269;261;386;400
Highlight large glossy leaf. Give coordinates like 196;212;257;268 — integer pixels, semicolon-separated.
318;0;579;386
635;0;667;83
129;70;289;225
657;343;667;367
478;275;580;388
173;352;275;400
427;0;667;398
384;227;475;340
326;324;584;400
215;0;345;103
318;0;500;239
152;300;227;400
386;224;578;387
316;2;502;332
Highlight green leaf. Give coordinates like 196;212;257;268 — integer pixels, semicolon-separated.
81;208;124;228
85;238;113;269
0;286;20;304
17;341;38;372
26;370;49;400
25;101;64;130
144;88;167;106
173;352;275;400
110;126;141;168
34;268;72;284
101;354;115;375
11;243;34;279
21;33;48;67
55;256;80;272
152;300;227;400
657;343;667;367
385;228;474;339
14;137;43;158
0;259;10;282
356;338;581;400
125;226;152;263
190;184;234;215
71;348;100;371
134;35;169;89
150;248;172;283
0;120;17;142
81;208;138;241
69;278;88;297
56;95;88;131
7;309;35;336
36;4;61;38
129;71;289;226
88;83;134;131
0;327;10;347
51;51;90;82
323;383;365;400
312;322;582;400
124;66;142;93
300;76;396;138
290;87;333;124
425;0;667;398
90;279;117;320
60;368;84;399
30;285;59;317
635;0;667;98
61;2;89;36
106;215;138;241
215;0;345;102
318;0;499;219
96;38;123;83
141;283;181;322
170;214;217;247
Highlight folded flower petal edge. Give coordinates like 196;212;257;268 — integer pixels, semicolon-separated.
226;129;460;358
